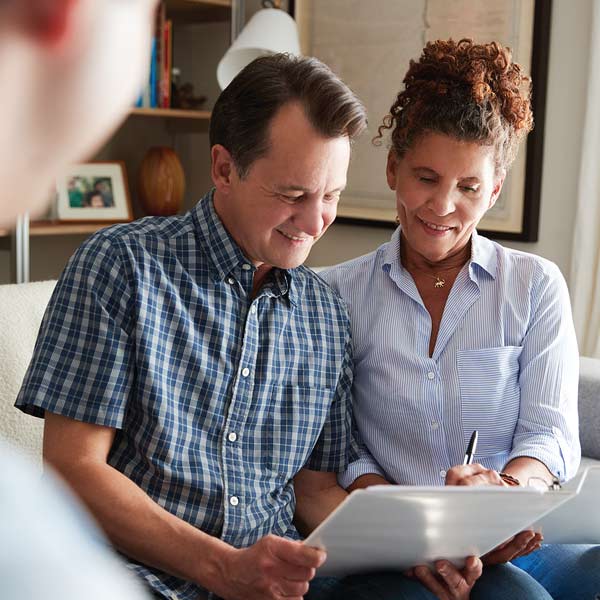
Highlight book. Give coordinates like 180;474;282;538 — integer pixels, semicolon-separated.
149;35;158;108
160;20;172;108
155;2;167;108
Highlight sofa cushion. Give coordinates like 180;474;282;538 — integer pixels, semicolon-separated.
0;280;57;470
579;356;600;460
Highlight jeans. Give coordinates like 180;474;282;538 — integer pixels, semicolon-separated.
307;545;600;600
306;563;550;599
513;544;600;600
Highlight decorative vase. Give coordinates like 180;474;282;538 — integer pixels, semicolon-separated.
138;146;185;216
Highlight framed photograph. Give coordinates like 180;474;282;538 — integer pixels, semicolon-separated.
295;0;551;241
56;161;133;222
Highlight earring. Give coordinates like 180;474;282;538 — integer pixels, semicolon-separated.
395;215;400;225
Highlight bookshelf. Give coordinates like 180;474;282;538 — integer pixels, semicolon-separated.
2;0;240;283
0;222;116;238
130;108;212;120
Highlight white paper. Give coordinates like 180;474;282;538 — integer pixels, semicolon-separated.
534;466;600;544
304;484;574;576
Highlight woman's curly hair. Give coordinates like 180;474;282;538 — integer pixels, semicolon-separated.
375;38;533;172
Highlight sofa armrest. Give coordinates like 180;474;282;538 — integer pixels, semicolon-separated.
0;280;57;469
579;356;600;460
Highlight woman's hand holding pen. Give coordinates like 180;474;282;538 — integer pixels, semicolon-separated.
445;463;506;487
444;464;543;564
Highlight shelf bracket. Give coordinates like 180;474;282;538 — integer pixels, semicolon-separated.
11;213;30;284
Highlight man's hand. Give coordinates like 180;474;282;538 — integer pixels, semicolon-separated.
407;556;482;600
217;534;326;600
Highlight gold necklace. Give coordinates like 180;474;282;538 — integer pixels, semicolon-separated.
422;272;447;288
409;265;463;289
398;231;470;290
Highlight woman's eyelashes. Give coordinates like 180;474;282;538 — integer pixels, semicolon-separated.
417;176;479;194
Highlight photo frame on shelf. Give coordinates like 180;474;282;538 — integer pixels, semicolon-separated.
56;162;133;222
295;0;551;241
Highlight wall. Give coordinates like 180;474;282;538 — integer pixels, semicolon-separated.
307;0;594;279
0;1;593;283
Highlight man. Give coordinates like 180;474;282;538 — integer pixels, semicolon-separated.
17;54;481;600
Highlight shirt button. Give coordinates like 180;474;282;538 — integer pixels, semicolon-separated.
227;277;235;285
241;367;250;377
431;421;439;430
230;496;239;506
250;305;257;314
242;263;252;271
427;371;435;380
440;469;447;479
228;432;237;443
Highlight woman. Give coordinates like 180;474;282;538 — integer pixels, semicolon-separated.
322;39;599;599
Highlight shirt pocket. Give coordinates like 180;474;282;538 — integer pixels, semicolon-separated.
266;384;331;479
457;346;522;458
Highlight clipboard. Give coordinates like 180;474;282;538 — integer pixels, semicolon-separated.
534;465;600;544
304;483;574;576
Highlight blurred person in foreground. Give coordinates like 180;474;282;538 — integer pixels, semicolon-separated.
0;0;158;598
0;0;157;226
16;49;484;599
321;38;600;599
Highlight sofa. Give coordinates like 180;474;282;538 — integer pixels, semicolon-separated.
579;356;600;470
0;280;56;471
1;280;599;474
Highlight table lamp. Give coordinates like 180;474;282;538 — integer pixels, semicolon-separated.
217;1;300;90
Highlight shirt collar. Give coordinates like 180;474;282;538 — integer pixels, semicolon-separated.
383;227;403;269
264;268;302;307
381;226;497;279
470;229;497;279
192;189;300;304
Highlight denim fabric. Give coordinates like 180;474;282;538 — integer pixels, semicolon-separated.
513;544;600;600
306;573;438;600
306;563;553;600
472;563;551;599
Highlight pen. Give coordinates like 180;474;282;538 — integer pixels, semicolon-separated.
463;430;478;465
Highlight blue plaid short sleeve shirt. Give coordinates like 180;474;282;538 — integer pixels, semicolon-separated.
16;190;356;600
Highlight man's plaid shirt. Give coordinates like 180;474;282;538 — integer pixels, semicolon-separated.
16;190;356;599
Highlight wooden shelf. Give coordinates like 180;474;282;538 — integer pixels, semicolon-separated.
170;0;231;6
0;221;125;238
166;0;231;22
129;107;211;120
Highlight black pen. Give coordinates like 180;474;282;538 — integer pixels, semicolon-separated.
463;430;478;465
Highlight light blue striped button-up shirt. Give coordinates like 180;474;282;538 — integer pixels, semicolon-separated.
321;227;580;488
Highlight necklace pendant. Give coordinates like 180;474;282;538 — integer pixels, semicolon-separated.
434;277;445;288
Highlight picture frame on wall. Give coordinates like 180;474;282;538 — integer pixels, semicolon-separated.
56;161;133;223
294;0;552;241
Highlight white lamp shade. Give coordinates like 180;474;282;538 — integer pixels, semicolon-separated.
217;8;301;90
